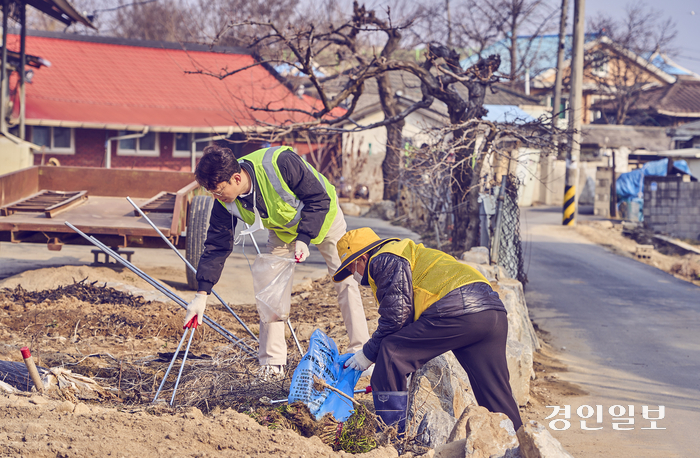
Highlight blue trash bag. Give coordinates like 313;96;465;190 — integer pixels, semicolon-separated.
288;329;362;422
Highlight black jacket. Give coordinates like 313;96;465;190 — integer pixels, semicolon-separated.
196;150;332;293
362;252;507;362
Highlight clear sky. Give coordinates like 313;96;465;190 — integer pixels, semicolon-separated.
584;0;700;75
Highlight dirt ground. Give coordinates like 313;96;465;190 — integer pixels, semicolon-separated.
0;261;579;458
575;220;700;288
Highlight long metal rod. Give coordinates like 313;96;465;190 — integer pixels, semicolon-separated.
64;222;256;357
153;329;189;403
244;224;304;356
170;327;196;406
89;235;254;356
126;196;258;342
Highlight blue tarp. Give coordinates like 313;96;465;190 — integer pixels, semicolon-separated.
616;158;693;222
616;158;692;200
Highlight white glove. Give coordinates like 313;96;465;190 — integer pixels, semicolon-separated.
294;240;310;263
184;293;207;327
344;349;373;372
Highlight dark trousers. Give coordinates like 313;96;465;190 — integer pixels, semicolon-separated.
370;309;523;430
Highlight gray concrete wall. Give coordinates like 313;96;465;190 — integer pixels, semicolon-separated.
644;176;700;241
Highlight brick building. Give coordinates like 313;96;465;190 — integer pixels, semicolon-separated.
7;31;331;171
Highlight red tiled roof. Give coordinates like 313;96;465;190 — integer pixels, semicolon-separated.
9;33;336;131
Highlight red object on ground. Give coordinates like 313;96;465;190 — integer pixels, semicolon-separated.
20;347;31;359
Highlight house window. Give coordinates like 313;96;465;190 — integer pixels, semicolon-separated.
117;131;159;156
591;52;608;77
173;133;213;158
31;126;75;154
550;97;568;119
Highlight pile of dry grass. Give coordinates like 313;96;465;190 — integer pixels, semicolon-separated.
670;259;700;280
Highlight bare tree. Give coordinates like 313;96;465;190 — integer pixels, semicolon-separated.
407;0;558;84
189;2;563;251
587;1;677;125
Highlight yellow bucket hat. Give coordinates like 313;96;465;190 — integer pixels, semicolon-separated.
333;227;399;282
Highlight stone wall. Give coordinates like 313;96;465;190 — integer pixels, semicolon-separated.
644;176;700;241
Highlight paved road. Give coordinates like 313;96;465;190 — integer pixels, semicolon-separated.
522;207;700;458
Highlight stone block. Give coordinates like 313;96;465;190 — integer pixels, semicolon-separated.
417;410;458;448
461;247;490;265
407;354;478;430
340;202;362;217
463;406;519;458
364;201;396;220
433;439;467;458
517;421;574;458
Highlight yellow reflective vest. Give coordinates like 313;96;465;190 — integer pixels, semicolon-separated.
368;239;490;321
219;146;337;244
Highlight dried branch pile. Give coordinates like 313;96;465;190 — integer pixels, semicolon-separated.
0;280;150;308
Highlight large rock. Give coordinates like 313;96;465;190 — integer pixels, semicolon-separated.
517;421;574;458
364;200;396;220
432;439;467;458
416;410;458;448
340;202;362;217
504;339;532;407
463;406;519;458
460;247;490;265
460;261;509;283
493;277;540;406
407;354;477;433
496;278;540;353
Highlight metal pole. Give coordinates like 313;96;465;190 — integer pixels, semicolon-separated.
89;234;255;356
170;326;196;406
1;0;8;134
563;0;585;226
490;176;508;266
244;224;304;356
152;328;189;403
19;3;26;140
552;0;569;128
126;196;258;342
64;222;256;357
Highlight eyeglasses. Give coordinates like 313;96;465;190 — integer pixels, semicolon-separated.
209;180;230;198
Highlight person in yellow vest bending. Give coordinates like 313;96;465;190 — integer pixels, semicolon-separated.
333;228;522;433
186;145;369;378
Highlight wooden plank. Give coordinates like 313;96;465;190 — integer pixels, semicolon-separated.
170;181;201;237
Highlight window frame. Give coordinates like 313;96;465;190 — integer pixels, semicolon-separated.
30;126;75;154
116;131;160;157
172;132;212;158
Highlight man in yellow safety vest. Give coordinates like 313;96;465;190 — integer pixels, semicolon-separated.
333;227;522;433
186;145;369;377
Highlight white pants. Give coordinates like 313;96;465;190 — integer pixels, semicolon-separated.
258;207;369;365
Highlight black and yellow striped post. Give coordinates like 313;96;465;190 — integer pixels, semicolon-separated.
562;184;576;225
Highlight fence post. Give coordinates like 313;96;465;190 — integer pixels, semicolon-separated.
490;176;508;265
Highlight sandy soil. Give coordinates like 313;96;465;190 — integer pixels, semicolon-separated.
0;265;571;457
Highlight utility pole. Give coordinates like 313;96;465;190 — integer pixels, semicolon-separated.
552;0;569;127
563;0;585;226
